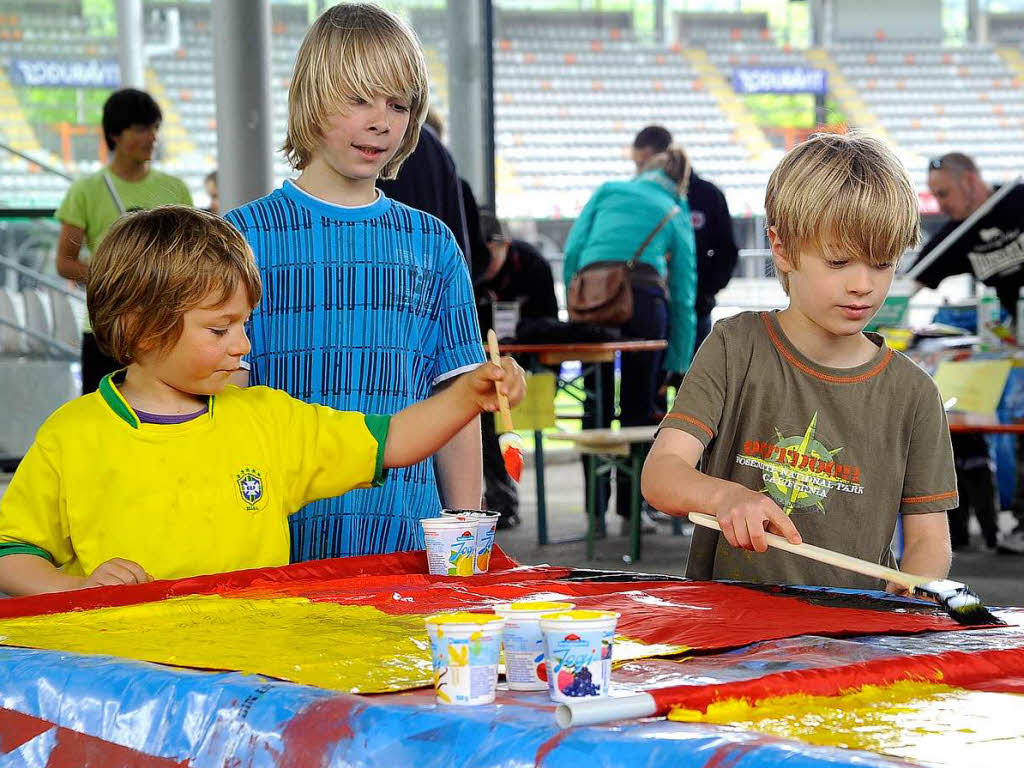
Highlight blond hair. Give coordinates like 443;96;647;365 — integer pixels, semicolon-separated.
283;3;429;179
640;147;691;196
765;132;919;293
88;206;262;364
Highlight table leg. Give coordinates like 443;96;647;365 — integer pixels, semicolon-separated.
593;364;607;527
629;445;642;563
534;428;547;546
587;454;598;559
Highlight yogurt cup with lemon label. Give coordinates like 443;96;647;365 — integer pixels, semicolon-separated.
424;612;506;705
421;517;477;576
441;509;500;574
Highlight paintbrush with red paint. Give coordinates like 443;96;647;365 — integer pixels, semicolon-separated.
486;329;523;483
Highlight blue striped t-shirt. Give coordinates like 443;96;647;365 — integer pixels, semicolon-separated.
226;181;485;560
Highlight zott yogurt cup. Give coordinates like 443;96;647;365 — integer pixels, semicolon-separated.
421;516;477;576
493;601;575;691
424;612;506;705
539;609;620;702
441;509;500;574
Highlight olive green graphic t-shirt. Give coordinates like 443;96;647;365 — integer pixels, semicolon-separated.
661;311;957;590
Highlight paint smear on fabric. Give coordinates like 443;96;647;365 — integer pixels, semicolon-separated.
669;681;1024;766
0;595;681;693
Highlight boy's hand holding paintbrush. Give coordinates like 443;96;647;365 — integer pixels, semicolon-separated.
384;353;526;468
487;330;525;483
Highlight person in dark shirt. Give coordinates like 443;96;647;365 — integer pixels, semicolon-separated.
632;125;739;363
476;210;558;529
461;177;492;286
476;210;558;328
912;153;1024;316
377;121;472;269
910;152;1024;555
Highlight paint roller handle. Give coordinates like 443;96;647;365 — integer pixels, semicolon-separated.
688;512;925;591
486;329;515;434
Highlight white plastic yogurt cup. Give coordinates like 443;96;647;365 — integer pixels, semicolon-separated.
424;612;506;706
421;517;477;576
441;509;500;574
539;610;620;703
493;601;575;691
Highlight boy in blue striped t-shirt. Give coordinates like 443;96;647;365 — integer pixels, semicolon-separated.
226;3;485;560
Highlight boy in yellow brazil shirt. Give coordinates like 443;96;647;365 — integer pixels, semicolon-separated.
0;207;525;596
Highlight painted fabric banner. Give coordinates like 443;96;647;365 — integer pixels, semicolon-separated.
0;549;996;694
0;550;1022;767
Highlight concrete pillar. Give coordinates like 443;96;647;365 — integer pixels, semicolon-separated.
446;0;495;208
967;0;985;44
212;0;275;212
810;0;837;48
115;0;145;89
655;0;667;44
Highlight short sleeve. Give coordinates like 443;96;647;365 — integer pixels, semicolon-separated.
658;319;728;448
911;223;962;290
431;234;487;387
900;379;958;515
268;389;390;511
55;178;88;230
0;433;73;566
177;177;194;206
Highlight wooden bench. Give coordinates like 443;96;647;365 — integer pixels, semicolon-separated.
554;426;659;562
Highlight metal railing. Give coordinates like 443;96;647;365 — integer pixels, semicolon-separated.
0;253;82;358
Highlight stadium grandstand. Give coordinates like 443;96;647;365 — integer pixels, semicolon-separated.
1;1;1023;217
2;0;1024;455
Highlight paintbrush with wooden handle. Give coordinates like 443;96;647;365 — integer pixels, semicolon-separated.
486;329;523;483
689;512;1003;626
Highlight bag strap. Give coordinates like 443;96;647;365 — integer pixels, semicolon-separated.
627;205;680;268
102;170;126;216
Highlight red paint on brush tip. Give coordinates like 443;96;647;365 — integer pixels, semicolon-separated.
503;444;523;482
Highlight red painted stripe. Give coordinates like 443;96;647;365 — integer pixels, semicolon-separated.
0;547;524;620
649;645;1024;713
0;708;190;766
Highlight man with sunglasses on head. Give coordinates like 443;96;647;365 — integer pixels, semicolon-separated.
913;154;1024;316
911;152;1024;555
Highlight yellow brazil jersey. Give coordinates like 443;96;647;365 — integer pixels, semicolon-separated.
0;376;388;581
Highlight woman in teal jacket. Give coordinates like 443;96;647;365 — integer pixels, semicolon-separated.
563;149;697;533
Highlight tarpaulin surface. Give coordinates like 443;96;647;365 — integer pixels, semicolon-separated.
0;551;997;695
0;550;1020;767
0;645;949;768
669;681;1024;765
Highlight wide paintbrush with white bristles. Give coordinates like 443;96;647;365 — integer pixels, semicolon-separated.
689;512;1003;626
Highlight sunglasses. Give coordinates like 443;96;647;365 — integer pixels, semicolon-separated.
929;157;948;171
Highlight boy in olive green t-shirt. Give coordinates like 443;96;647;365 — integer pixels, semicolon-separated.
642;133;956;593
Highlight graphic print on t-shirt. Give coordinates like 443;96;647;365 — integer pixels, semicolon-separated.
967;228;1024;281
734;413;863;515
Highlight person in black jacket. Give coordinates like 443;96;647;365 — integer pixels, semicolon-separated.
909;153;1024;555
632;126;739;370
377;121;473;272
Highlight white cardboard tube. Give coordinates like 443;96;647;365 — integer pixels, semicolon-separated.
555;692;658;729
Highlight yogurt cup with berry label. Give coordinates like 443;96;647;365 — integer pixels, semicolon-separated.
539;609;619;703
493;601;575;691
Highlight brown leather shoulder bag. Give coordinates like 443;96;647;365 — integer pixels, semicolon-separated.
567;205;680;326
